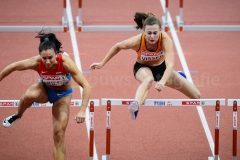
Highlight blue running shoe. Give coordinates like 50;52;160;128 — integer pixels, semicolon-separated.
128;100;139;120
178;71;187;79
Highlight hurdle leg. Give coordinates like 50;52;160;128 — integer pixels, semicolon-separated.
62;0;68;32
89;101;94;160
232;101;237;160
207;100;220;160
176;0;184;31
102;100;111;160
76;0;83;32
161;0;169;31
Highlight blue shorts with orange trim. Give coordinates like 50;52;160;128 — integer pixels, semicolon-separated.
44;86;73;103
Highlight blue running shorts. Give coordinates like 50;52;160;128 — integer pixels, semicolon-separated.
44;86;73;103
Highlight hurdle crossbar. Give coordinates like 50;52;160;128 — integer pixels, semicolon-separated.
0;0;68;32
0;99;99;107
101;98;225;106
80;25;139;32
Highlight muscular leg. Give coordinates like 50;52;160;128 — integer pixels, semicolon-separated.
17;82;48;117
165;70;201;99
52;95;71;160
135;67;154;105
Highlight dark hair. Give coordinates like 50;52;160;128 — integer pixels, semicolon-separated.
35;30;62;54
134;12;161;30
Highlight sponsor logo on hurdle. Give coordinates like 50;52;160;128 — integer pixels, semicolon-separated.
154;101;166;106
106;111;110;129
0;102;15;106
45;102;52;107
122;101;133;105
14;102;19;106
215;111;220;129
182;101;200;105
90;112;94;131
74;101;80;106
167;101;173;106
201;101;205;105
233;112;237;130
32;102;40;107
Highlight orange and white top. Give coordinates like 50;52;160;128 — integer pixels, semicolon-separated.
136;34;164;62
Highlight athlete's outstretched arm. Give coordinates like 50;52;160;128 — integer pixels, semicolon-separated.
0;56;40;82
90;34;141;70
155;32;174;91
160;32;174;83
63;56;91;122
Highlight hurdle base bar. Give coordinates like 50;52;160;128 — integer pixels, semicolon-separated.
0;26;67;32
81;25;140;32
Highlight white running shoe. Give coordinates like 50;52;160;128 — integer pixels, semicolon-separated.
3;114;20;128
128;100;139;120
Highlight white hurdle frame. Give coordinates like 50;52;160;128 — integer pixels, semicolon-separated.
0;99;99;107
0;0;68;32
102;98;225;106
101;98;225;160
75;0;139;32
161;0;240;32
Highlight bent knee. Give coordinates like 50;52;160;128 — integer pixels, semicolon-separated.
192;90;201;99
23;90;39;101
143;77;154;89
53;129;65;143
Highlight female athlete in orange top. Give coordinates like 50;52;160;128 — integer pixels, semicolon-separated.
90;12;200;120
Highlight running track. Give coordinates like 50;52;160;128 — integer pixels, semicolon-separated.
0;0;239;160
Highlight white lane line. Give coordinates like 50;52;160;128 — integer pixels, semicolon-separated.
66;0;98;159
159;0;216;157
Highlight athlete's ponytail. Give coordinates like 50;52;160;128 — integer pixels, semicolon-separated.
134;12;161;30
35;30;62;53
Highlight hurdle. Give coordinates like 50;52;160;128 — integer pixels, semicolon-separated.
0;99;99;107
161;0;240;32
0;99;98;159
0;0;68;32
208;99;239;160
101;98;225;160
75;0;139;32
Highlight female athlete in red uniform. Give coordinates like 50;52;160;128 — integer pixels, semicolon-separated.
90;12;200;120
0;31;91;160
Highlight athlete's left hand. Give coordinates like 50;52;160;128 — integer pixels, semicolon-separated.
155;81;165;92
74;110;86;123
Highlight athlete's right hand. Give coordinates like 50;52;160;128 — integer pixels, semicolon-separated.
90;62;103;70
